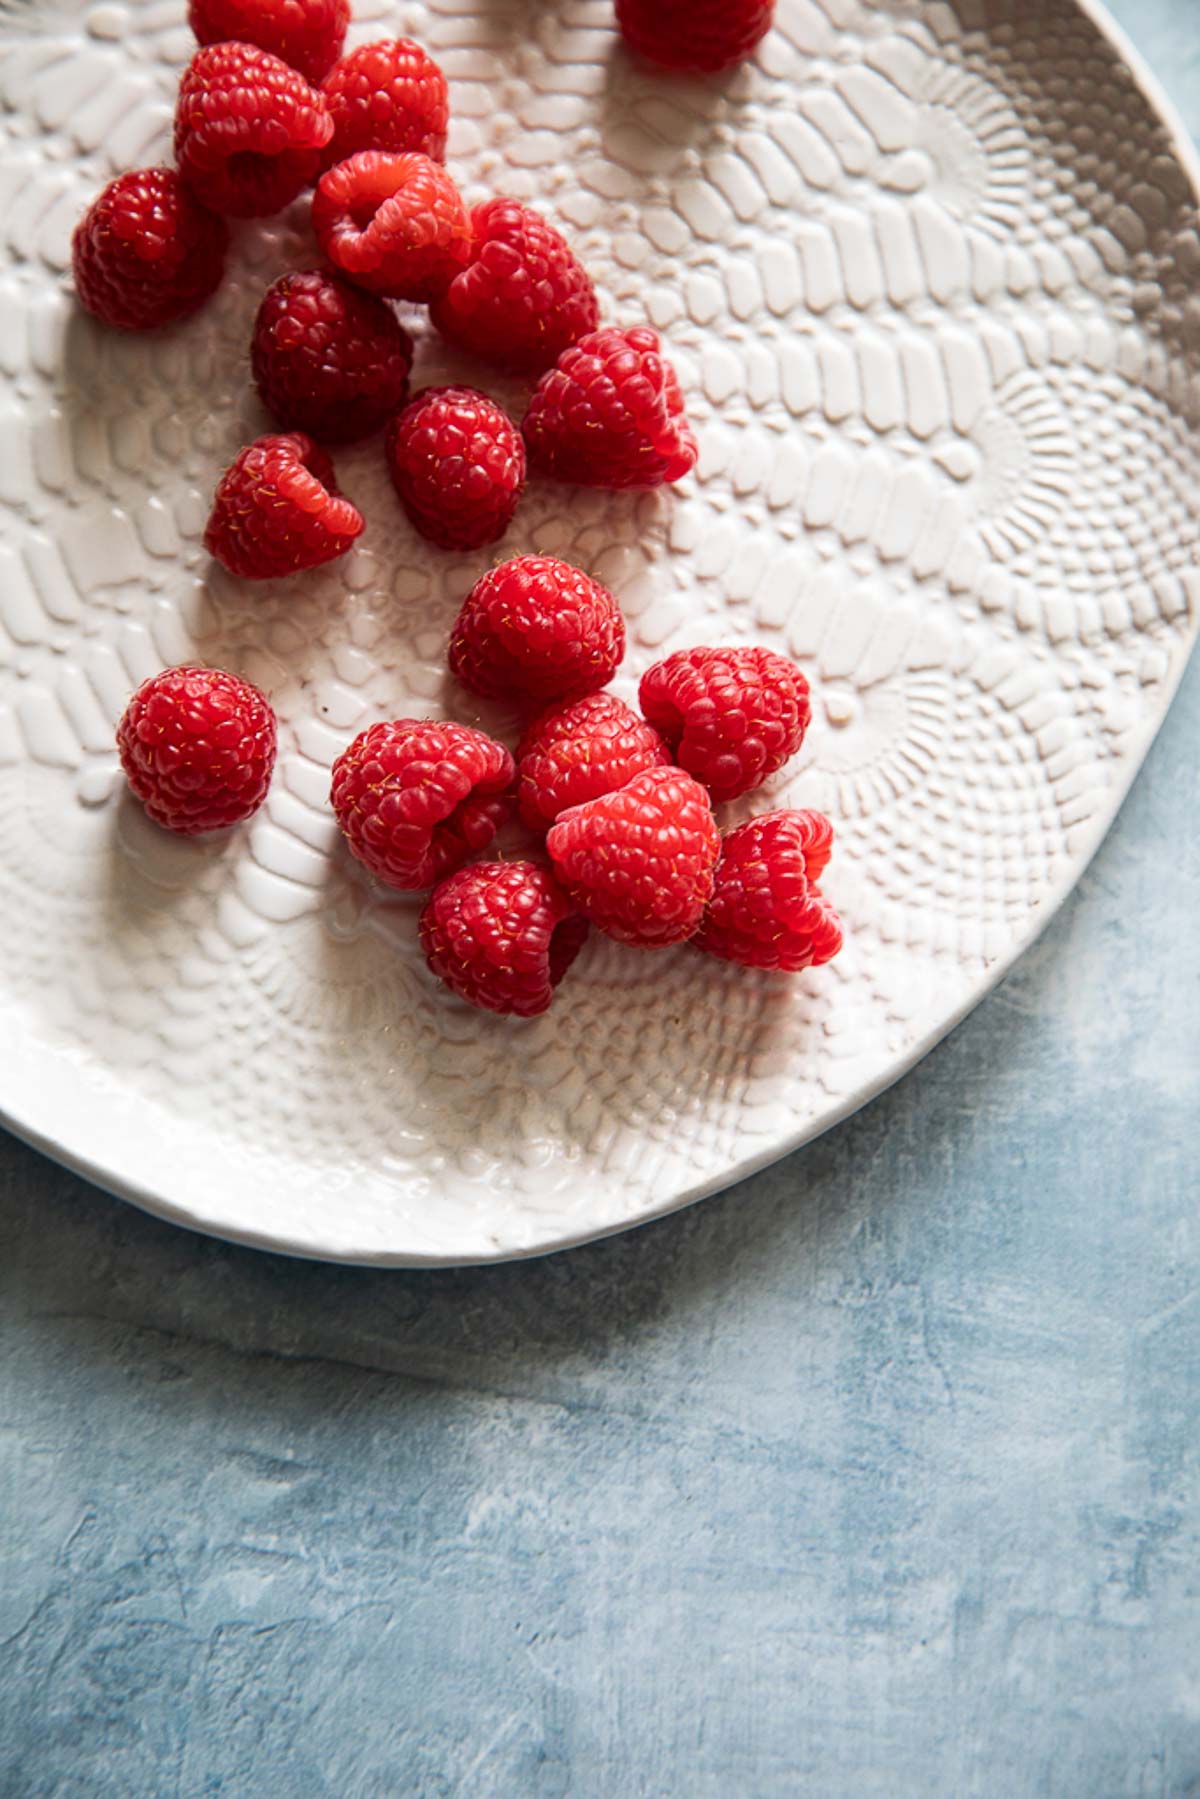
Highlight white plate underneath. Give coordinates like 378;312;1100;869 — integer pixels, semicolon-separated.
0;0;1197;1263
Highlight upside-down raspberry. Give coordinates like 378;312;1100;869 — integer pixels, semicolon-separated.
312;150;471;300
174;42;332;218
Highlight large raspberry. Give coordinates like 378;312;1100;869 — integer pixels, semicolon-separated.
516;693;670;833
385;387;524;551
420;861;588;1017
639;645;811;803
523;326;697;489
430;198;600;374
321;39;448;168
449;556;624;706
251;269;413;443
71;168;228;332
330;719;515;891
188;0;348;84
174;42;332;218
616;0;774;71
694;811;843;971
547;766;719;948
312;150;470;300
204;432;363;578
117;665;277;834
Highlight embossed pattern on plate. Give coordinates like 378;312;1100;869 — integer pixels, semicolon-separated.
0;0;1197;1262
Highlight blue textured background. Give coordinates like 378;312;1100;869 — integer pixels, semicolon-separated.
3;4;1200;1793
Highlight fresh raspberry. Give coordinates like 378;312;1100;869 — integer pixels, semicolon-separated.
174;43;332;218
638;645;811;803
188;0;348;84
251;269;413;444
312;150;470;300
385;387;524;551
71;168;228;332
420;861;589;1017
516;693;670;833
430;198;600;374
616;0;774;72
449;556;625;707
321;39;448;169
694;811;843;971
117;665;277;835
546;766;719;948
204;432;363;579
330;719;515;891
523;326;697;489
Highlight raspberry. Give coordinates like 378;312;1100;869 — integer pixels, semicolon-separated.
430;198;600;374
312;150;470;300
188;0;348;84
321;39;448;168
117;665;277;835
251;269;413;444
638;645;811;803
330;719;515;891
616;0;774;72
420;861;589;1017
174;43;332;218
204;432;363;579
71;168;228;332
516;693;670;833
546;766;719;948
385;387;524;551
694;811;843;971
449;556;625;707
523;326;697;489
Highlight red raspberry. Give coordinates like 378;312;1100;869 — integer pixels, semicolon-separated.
204;432;363;579
117;664;277;835
449;556;625;707
420;861;589;1018
188;0;348;84
430;198;600;374
174;43;332;218
694;811;843;971
516;693;670;833
312;150;470;301
71;168;228;332
638;645;811;803
523;326;697;489
616;0;774;72
321;39;448;169
385;387;524;551
546;766;719;948
330;719;515;891
251;269;413;444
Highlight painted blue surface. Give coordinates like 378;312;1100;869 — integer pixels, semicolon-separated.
3;6;1200;1793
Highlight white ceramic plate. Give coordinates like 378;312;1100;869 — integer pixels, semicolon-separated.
0;0;1197;1263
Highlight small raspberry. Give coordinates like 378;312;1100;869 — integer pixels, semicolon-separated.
616;0;774;71
385;387;524;551
312;150;470;300
638;645;811;803
420;861;589;1017
251;269;413;443
71;168;228;332
516;693;671;833
204;432;363;579
430;198;600;373
117;664;277;835
321;38;448;168
330;719;515;891
546;766;719;948
449;556;625;707
188;0;348;84
694;811;843;971
174;42;332;218
523;325;697;489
